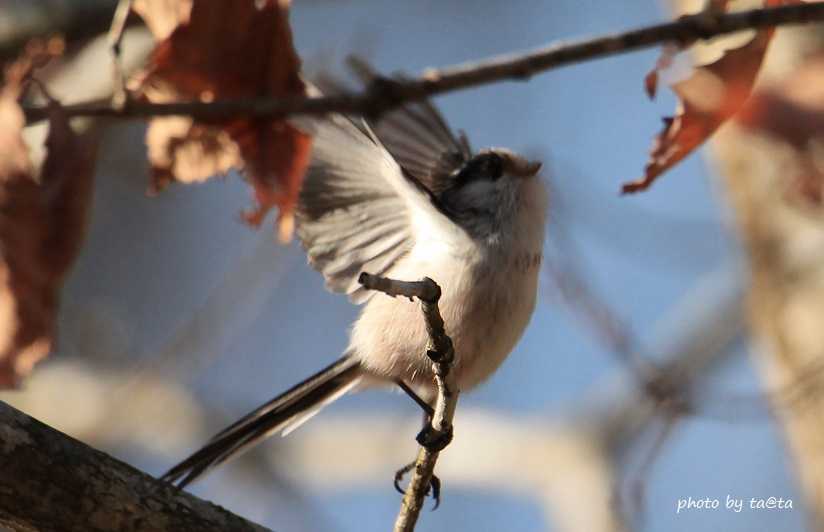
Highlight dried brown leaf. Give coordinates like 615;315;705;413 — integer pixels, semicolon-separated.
0;45;96;388
143;114;240;193
645;43;680;100
645;2;732;99
132;0;193;40
134;0;311;240
626;0;785;193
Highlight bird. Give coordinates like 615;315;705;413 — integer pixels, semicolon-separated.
161;84;548;489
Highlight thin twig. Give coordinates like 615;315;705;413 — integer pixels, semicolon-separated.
21;2;824;125
358;272;459;532
107;0;133;108
622;416;679;529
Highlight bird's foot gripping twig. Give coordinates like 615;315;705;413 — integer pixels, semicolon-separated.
416;422;453;452
393;462;442;510
358;272;460;531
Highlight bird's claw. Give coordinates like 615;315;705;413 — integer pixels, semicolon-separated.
393;461;442;510
429;475;442;510
394;462;415;494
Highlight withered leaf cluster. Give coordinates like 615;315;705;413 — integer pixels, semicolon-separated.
0;41;96;387
0;0;310;387
132;0;311;241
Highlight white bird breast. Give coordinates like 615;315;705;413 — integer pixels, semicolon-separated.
349;219;543;398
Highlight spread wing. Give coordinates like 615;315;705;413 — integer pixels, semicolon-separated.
346;58;472;194
294;111;464;304
365;99;471;195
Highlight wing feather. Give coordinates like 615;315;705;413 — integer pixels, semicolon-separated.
294;114;426;303
367;103;469;194
293;68;475;303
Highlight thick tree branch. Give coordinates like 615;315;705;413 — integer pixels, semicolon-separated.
19;2;824;125
0;401;271;532
358;273;458;532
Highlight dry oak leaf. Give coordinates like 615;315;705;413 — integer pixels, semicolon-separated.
0;48;96;388
644;0;732;99
132;0;193;40
133;0;311;241
625;0;791;194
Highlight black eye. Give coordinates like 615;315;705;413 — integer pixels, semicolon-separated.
485;153;504;180
454;153;504;186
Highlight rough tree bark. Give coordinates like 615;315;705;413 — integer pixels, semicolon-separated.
0;401;270;532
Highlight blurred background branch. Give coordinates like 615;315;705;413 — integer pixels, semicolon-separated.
705;22;824;528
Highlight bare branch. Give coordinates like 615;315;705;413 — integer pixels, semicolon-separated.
358;273;458;532
0;401;271;532
20;2;824;125
357;273;441;303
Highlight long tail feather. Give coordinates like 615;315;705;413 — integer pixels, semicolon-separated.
162;356;361;487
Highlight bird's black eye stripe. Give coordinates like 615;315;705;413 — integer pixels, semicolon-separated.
453;152;504;185
486;153;504;180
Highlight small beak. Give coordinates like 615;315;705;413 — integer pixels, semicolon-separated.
509;157;542;178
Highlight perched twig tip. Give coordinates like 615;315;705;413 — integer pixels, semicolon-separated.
360;271;460;531
358;272;441;303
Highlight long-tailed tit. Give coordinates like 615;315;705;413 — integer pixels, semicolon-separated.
163;91;548;487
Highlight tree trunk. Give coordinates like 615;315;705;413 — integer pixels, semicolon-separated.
0;401;270;532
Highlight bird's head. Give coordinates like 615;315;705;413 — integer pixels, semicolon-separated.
440;148;546;242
